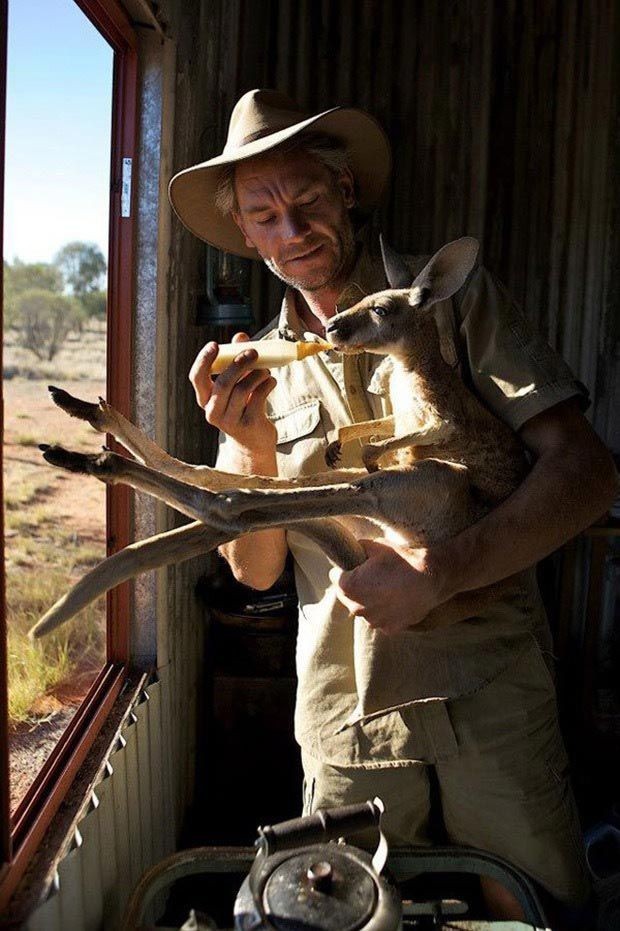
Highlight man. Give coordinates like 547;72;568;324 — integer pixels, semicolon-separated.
169;89;617;921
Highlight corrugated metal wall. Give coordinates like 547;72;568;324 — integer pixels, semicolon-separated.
185;0;618;452
25;676;174;931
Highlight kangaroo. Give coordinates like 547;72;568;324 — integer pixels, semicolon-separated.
29;236;528;642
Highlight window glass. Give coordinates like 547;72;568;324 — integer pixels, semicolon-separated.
3;0;113;814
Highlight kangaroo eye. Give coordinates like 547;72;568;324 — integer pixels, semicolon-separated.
372;305;387;317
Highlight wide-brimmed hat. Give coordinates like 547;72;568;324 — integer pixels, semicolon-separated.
168;88;391;259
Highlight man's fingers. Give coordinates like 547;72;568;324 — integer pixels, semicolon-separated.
329;563;367;603
219;333;272;421
329;564;396;631
189;341;219;408
222;368;274;424
333;564;360;600
189;333;254;413
241;375;278;423
336;591;366;616
203;349;261;422
328;566;365;616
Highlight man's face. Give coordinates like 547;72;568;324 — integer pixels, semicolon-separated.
232;149;356;292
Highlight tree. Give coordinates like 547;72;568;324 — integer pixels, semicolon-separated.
14;289;84;361
80;288;107;321
53;242;106;297
3;259;63;326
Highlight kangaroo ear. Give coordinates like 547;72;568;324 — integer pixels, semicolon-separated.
380;233;413;289
409;237;479;309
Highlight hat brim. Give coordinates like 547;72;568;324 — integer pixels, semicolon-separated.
168;107;391;258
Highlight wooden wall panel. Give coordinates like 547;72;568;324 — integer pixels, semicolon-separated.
166;0;617;453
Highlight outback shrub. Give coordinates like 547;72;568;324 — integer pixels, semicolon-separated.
13;289;85;361
3;260;63;327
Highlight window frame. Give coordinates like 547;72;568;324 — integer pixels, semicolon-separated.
0;0;138;908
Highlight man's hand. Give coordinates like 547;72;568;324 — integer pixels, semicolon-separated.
190;331;287;590
189;331;277;461
329;539;451;634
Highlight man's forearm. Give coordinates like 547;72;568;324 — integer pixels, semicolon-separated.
435;436;617;601
216;441;288;590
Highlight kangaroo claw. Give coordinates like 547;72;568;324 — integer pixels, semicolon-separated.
325;440;342;468
361;444;380;473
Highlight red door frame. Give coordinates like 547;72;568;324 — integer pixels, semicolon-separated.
0;0;138;908
75;0;136;662
0;0;10;878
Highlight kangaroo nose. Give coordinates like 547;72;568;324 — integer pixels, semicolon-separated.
325;319;346;338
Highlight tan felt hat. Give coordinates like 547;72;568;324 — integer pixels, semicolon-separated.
168;88;391;259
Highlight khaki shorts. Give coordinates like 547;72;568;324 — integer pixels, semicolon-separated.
301;640;591;906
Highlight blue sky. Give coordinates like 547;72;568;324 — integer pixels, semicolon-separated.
4;0;113;264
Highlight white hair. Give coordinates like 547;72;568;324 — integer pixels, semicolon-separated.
214;132;352;216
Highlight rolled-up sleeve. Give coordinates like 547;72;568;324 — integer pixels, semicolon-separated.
457;267;590;432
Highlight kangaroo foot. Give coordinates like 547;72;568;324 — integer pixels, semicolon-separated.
325;440;342;468
48;386;109;433
40;444;121;479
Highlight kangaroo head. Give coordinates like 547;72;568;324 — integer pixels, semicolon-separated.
325;236;479;357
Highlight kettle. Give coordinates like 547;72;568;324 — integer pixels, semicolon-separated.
234;798;402;931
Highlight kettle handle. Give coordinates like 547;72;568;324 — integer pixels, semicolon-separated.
257;798;383;855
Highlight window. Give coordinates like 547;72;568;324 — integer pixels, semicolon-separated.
0;0;136;906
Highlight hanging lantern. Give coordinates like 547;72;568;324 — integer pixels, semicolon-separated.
197;244;254;328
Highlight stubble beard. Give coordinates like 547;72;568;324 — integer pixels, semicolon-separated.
263;218;356;293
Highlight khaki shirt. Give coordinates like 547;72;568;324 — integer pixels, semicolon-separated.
217;236;588;768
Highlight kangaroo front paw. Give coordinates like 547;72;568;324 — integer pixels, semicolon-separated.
361;444;380;473
325;440;342;468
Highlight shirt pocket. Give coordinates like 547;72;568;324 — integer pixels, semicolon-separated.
270;399;328;477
